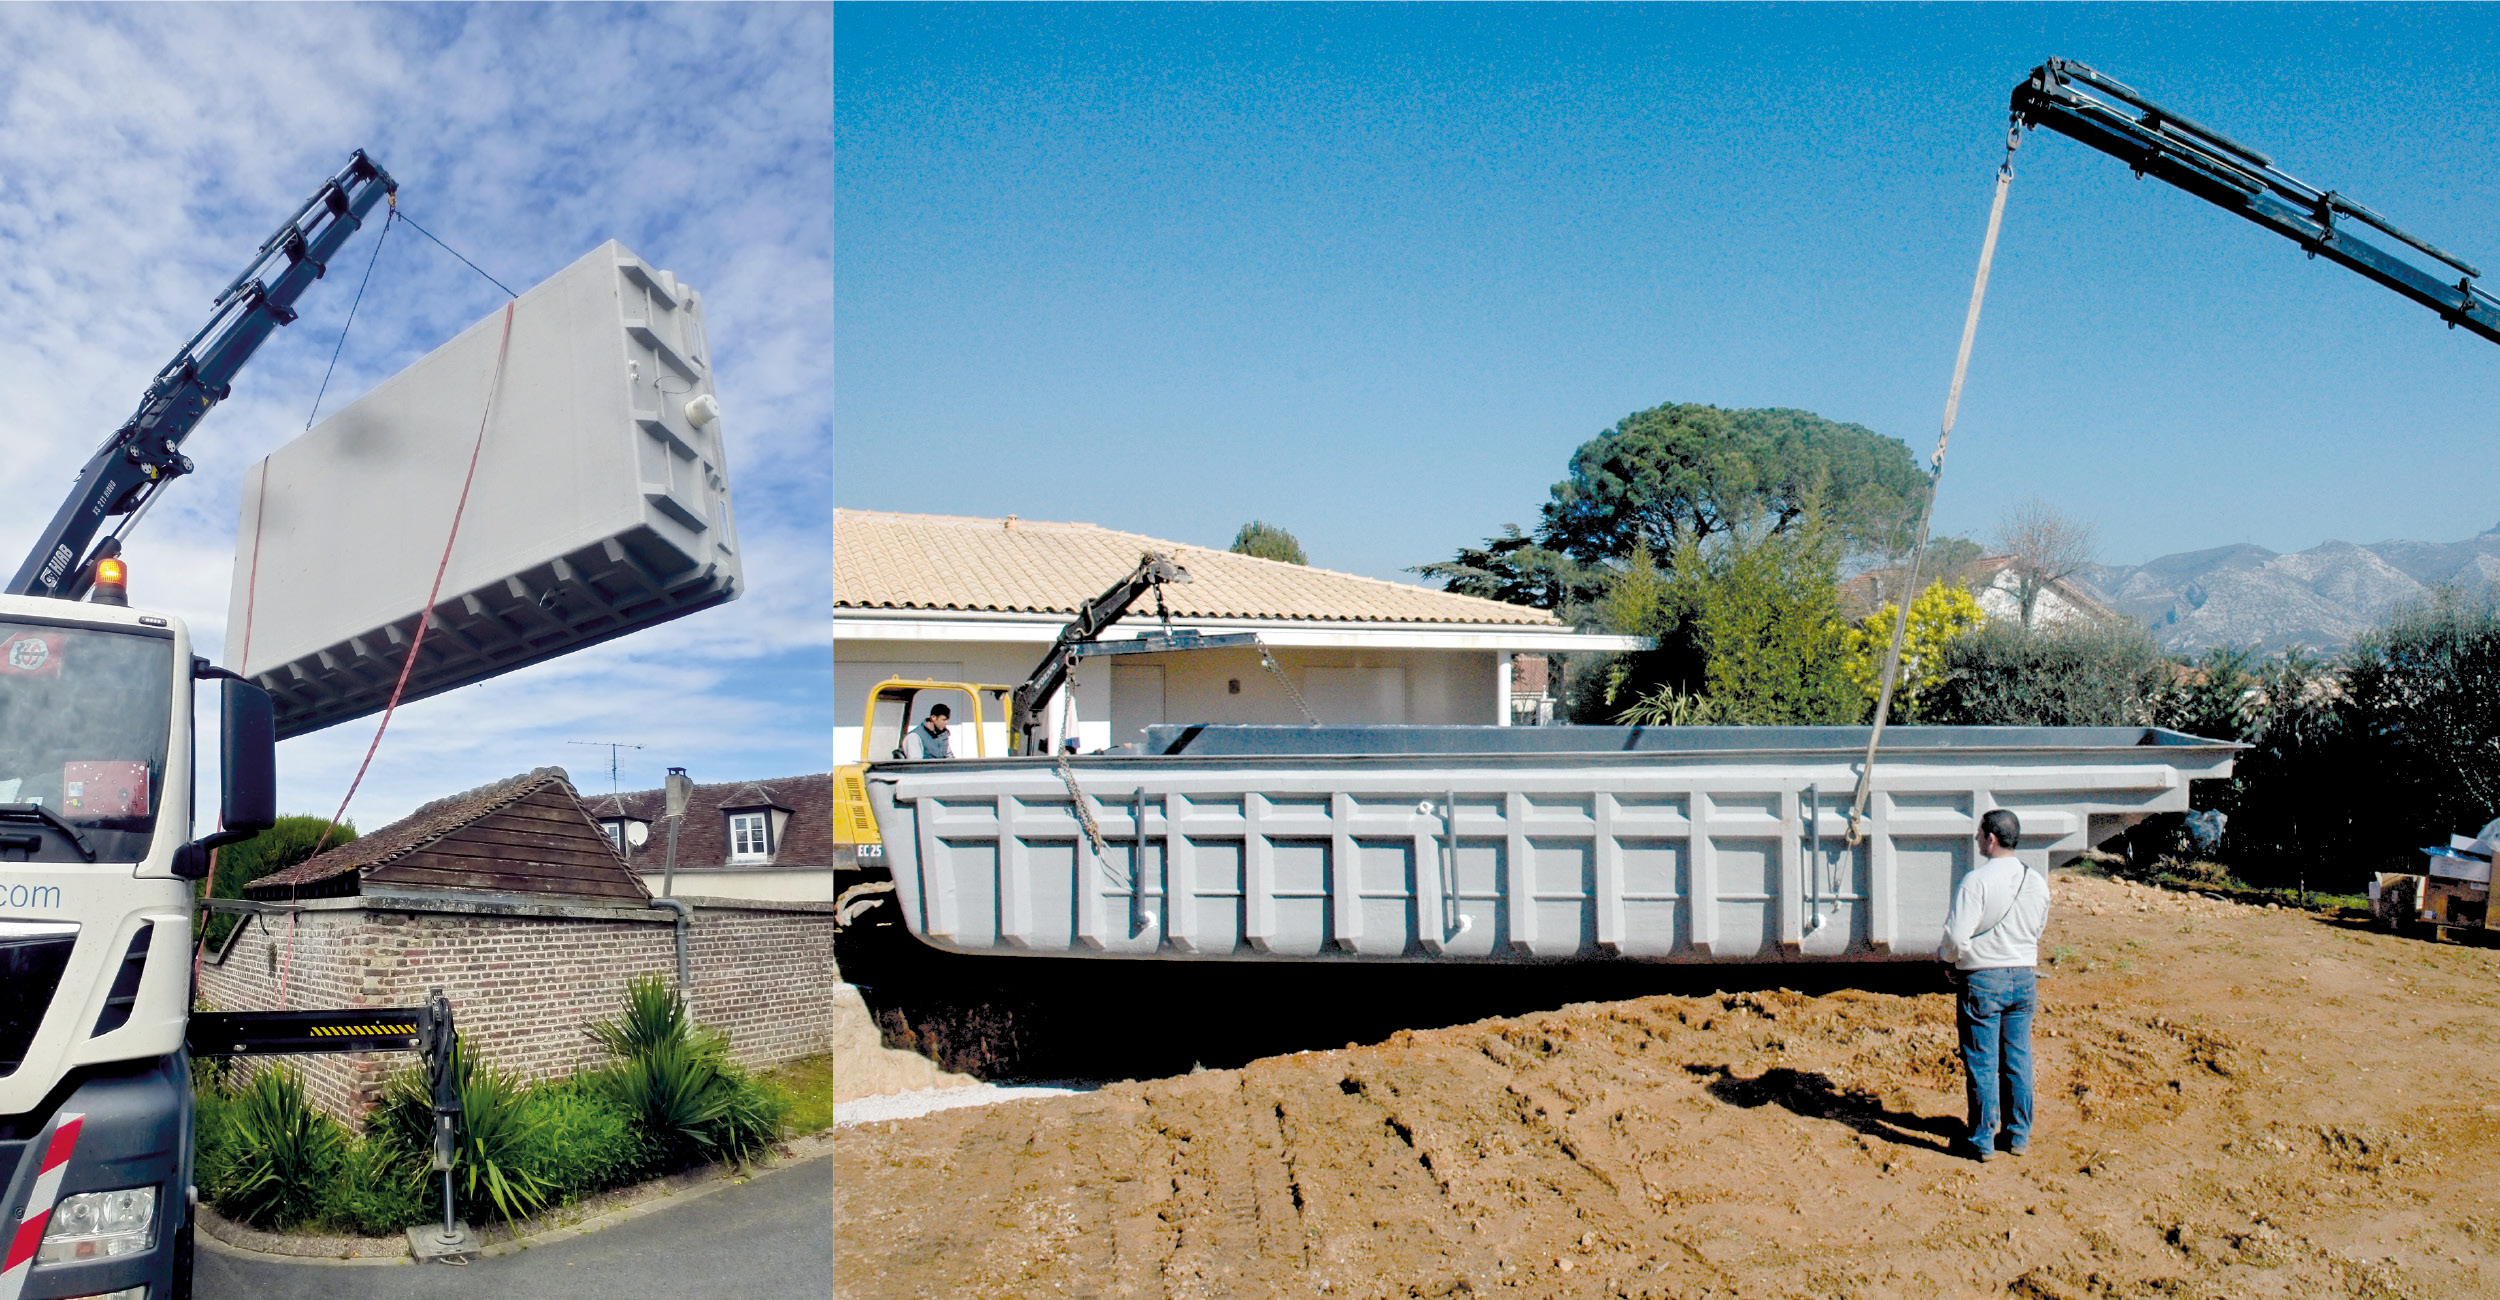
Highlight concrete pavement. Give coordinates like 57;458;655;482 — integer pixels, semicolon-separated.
195;1155;833;1299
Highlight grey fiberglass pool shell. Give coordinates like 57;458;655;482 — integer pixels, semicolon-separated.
863;726;2238;964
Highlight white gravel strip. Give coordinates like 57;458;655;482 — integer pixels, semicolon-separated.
833;1082;1089;1127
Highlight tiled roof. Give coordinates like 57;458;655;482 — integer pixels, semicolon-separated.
251;769;562;893
246;767;649;903
834;510;1564;627
598;773;832;871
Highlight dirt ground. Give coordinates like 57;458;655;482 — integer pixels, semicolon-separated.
828;873;2500;1298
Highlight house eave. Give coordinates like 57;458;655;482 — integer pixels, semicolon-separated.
834;609;1647;654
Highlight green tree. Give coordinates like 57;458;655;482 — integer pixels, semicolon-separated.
202;816;356;948
1611;516;1859;726
1229;521;1306;565
1538;403;1926;563
1923;534;1987;582
2148;645;2352;889
2342;583;2500;867
1676;518;1859;724
1413;524;1609;618
1594;543;1671;641
2135;587;2500;895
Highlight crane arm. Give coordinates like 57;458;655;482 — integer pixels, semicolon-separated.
1010;552;1191;754
2012;58;2500;347
8;149;398;600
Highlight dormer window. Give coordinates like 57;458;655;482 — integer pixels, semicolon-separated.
599;818;651;855
727;810;772;863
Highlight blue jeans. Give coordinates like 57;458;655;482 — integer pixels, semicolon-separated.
1956;966;2035;1155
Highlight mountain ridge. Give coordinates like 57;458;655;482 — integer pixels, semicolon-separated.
2081;523;2500;654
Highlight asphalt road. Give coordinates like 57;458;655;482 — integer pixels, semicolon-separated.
195;1156;833;1299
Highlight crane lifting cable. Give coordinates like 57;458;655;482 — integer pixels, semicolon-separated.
1846;117;2022;846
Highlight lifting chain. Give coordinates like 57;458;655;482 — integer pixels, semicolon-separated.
1054;744;1111;858
1048;691;1138;891
1054;740;1148;892
1258;646;1321;724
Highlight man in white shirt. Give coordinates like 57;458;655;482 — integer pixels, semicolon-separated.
1938;808;2050;1162
898;703;954;760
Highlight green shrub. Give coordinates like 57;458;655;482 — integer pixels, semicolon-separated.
199;816;356;950
247;980;802;1241
1598;519;1858;727
1615;682;1722;726
320;1138;430;1236
379;1039;550;1229
1229;521;1306;565
190;1075;237;1206
588;974;723;1061
519;1080;648;1195
588;976;787;1172
1923;619;2168;727
595;1038;780;1171
2342;584;2500;870
714;1067;792;1162
205;1067;344;1230
193;1035;698;1238
362;1066;647;1226
2133;600;2497;897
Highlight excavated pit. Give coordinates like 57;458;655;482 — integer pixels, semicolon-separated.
833;872;2500;1298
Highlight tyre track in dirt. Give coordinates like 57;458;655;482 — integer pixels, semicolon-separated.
834;875;2500;1297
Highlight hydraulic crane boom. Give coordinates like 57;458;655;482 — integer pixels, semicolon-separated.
1011;552;1191;755
7;149;397;600
2012;58;2500;347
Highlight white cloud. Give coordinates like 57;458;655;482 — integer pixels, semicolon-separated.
0;5;830;830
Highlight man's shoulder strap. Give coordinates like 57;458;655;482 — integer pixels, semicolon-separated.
1971;858;2034;938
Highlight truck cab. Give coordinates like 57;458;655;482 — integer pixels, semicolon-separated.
0;592;274;1300
833;678;1011;869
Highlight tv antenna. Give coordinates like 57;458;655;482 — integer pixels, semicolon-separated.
567;741;644;797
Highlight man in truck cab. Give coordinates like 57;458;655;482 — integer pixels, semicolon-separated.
899;703;954;759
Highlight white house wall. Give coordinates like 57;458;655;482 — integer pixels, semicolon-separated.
1118;645;1498;745
1974;570;2096;629
836;641;1036;762
836;639;1498;761
635;868;834;905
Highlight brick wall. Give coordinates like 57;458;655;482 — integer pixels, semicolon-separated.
198;894;837;1123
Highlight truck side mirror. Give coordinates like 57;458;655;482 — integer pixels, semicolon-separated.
218;678;278;839
177;679;278;878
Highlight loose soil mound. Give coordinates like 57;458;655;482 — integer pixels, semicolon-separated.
830;874;2500;1298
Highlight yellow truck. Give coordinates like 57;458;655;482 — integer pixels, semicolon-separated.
834;553;1257;870
834;677;1012;866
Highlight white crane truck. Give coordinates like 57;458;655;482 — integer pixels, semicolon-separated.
0;152;468;1300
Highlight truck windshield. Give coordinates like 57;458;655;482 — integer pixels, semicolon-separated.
0;620;173;864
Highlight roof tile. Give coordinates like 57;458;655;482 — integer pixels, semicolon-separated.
245;767;646;902
599;774;833;871
834;510;1562;627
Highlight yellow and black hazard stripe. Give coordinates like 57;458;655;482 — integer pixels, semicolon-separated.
306;1023;416;1038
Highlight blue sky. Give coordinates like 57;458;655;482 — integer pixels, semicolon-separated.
837;4;2500;582
0;5;831;828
